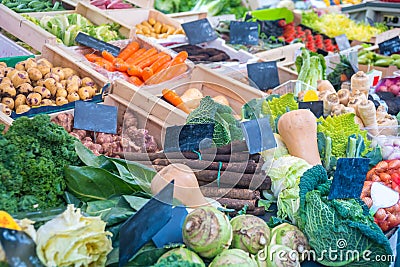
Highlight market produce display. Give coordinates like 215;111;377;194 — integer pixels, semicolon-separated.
84;41;188;85
302;12;387;42
0;58;100;115
0;0;65;12
2;2;400;267
23;13;124;46
135;18;185;39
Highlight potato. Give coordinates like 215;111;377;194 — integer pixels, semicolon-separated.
25;58;37;69
60;79;67;88
44;72;60;82
16;104;30;114
0;62;7;68
11;71;30;87
62;68;76;79
56;89;67;98
80;86;96;98
0;67;6;78
67;92;80;102
66;84;79;94
51;67;65;80
0;84;16;97
1;97;14;110
44;78;57;91
36;79;45;87
2;106;11;116
148;18;156;26
40;99;54;106
27;67;43;81
1;77;12;85
212;95;230;107
34;86;51;99
55;96;68;106
81;77;95;87
26;92;42;106
6;69;18;80
15;94;26;108
78;87;90;100
15;61;26;71
17;83;33;94
154;22;162;34
37;64;51;76
37;58;53;68
67;75;81;87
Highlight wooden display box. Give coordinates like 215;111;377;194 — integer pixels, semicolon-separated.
64;0;155;8
358;64;399;78
112;64;267;124
167;11;208;23
0;43;110;127
0;2;133;52
255;43;304;66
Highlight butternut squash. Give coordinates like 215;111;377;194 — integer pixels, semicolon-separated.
277;109;321;166
151;164;209;208
0;210;21;230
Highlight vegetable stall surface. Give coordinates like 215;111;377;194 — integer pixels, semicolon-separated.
0;58;100;116
22;13;124;46
0;115;81;213
0;0;65;13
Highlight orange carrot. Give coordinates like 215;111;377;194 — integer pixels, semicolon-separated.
94;58;115;72
141;67;154;82
126;48;146;64
117;41;140;60
162;89;190;114
137;52;167;69
85;53;101;62
154;60;172;74
130;48;158;66
102;50;116;63
150;54;171;73
127;65;143;77
113;58;128;72
128;76;144;86
169;51;188;67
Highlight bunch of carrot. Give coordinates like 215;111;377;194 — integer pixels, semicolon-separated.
84;41;188;86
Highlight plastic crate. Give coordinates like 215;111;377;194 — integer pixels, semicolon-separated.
0;32;34;67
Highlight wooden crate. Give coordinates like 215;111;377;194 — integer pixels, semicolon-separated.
0;43;110;127
112;64;267;123
359;64;399;78
0;2;134;52
167;11;207;23
64;0;155;8
255;43;304;66
104;93;167;147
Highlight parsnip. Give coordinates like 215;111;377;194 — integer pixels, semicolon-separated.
358;99;378;135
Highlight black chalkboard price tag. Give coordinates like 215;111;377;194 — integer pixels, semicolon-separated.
75;32;121;57
378;36;400;56
0;227;44;267
241;117;276;155
247;61;280;90
229;21;259;45
164;123;215;152
328;158;370;200
73;101;118;134
299;101;323;118
182;18;217;45
335;34;351;51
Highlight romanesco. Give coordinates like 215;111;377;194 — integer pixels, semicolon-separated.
317;113;370;158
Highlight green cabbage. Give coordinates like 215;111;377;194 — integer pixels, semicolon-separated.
297;165;393;266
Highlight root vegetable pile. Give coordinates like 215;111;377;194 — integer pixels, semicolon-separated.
51;111;158;157
0;58;100;116
362;160;400;231
135;18;185;39
84;41;188;86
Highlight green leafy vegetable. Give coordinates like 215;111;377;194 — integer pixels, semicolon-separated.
0;115;81;214
296;48;326;92
297;165;393;267
186;96;243;147
327;54;356;91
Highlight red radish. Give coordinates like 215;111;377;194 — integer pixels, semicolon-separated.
390;85;400;95
378;85;388;92
384;79;395;87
